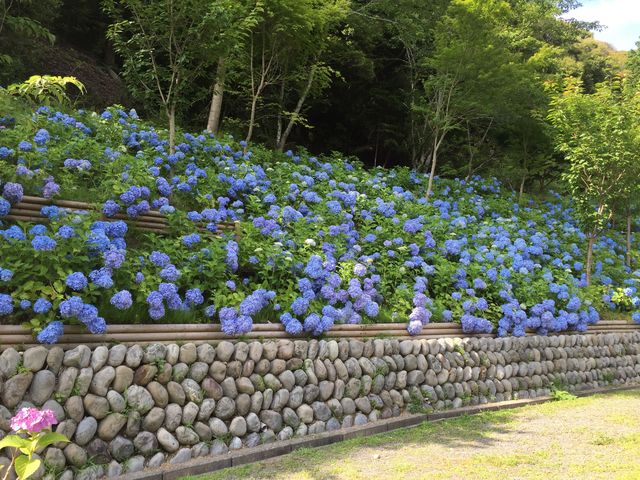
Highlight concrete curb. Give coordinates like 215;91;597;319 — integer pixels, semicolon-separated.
115;383;640;480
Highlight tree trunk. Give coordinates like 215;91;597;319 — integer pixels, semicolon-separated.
518;174;526;203
426;135;439;197
277;66;316;152
245;94;259;145
276;78;285;147
627;212;632;267
206;57;226;134
168;104;176;154
585;234;595;286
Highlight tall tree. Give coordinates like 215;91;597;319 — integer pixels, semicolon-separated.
104;0;230;152
549;78;637;285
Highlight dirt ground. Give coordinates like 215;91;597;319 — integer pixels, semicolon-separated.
186;390;640;480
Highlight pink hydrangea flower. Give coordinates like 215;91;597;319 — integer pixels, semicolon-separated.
10;408;57;433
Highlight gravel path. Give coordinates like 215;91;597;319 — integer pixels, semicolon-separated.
188;389;640;480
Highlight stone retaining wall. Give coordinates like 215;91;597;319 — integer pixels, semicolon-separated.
2;332;640;480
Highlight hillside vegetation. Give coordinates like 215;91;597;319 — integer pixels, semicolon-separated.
0;101;638;343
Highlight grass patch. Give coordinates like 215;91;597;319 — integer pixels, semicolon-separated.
183;390;640;480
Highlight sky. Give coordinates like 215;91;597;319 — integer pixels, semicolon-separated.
567;0;640;50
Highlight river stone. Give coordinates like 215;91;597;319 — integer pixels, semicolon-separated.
30;370;56;406
296;404;314;424
255;359;271;376
98;413;127;441
75;417;98;446
113;366;134;393
308;421;325;434
181;379;203;403
125;345;143;368
288;386;304;409
179;343;197;364
85;440;111;467
155;363;173;385
147;381;169;408
156;363;173;384
129;410;143;439
216;341;234;362
263;342;278;361
63;346;91;368
64;396;85;422
157;428;179;453
170;448;192;465
172;363;189;382
142;407;165;432
74;397;100;426
221;377;238;398
215;397;236;420
134;365;157;386
312;401;332;421
164;403;182;431
200;378;222;402
108;345;127;367
148;452;165;468
263;388;274;410
143;344;167;364
24;346;48;372
194;343;214;363
210;439;229;455
175;426;199;446
167;381;186;405
44;448;66;471
89;366;115;396
282;407;300;428
0;348;20;377
2;372;32;408
88;347;108;372
354;413;368;426
182;401;199;425
125;456;145;473
73;368;93;396
319;381;334;401
126;385;155;414
236;393;251;416
108;436;133;462
191;442;210;458
46;347;64;373
272;389;290;411
64;444;87;468
56;367;78;400
106;460;121;478
277;340;294;360
228;416;247;437
236;377;254;395
260;410;282;432
197;398;216;422
209;417;228;437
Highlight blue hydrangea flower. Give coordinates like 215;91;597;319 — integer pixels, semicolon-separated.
110;290;133;310
66;272;88;291
32;235;57;251
34;298;52;314
2;182;23;204
37;321;64;344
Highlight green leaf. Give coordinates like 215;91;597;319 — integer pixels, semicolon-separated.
0;436;29;450
15;456;41;480
35;432;69;450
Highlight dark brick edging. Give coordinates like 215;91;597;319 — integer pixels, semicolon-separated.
116;383;640;480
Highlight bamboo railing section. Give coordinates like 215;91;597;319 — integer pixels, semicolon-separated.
5;195;241;238
0;320;637;350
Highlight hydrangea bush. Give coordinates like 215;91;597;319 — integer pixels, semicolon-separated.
0;105;639;343
0;408;68;480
